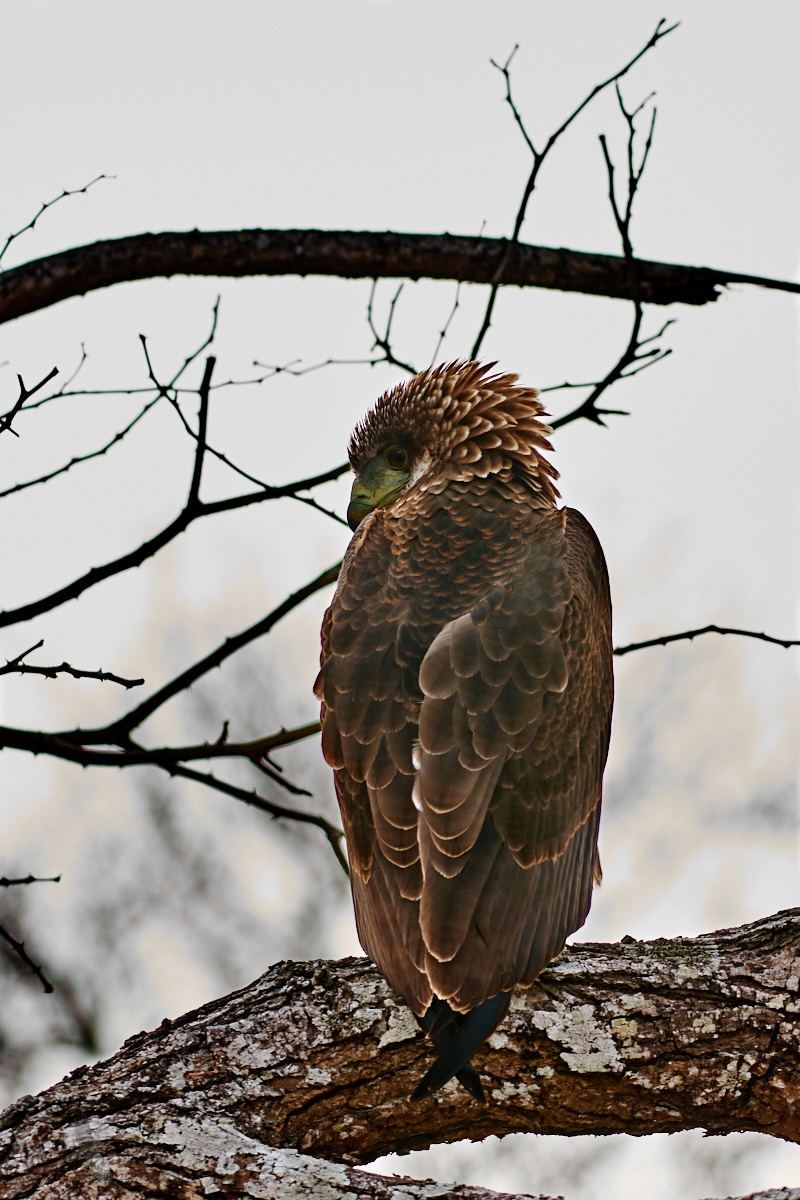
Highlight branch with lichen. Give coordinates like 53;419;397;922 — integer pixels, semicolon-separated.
3;908;800;1195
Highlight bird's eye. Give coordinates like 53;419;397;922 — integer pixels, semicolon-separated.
386;446;408;471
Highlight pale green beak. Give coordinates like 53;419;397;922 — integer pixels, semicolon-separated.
347;458;410;530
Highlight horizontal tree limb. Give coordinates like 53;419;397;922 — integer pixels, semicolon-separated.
614;623;800;656
0;719;321;769
3;908;800;1197
2;229;800;327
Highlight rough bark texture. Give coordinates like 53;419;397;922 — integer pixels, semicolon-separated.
2;228;800;327
2;909;800;1198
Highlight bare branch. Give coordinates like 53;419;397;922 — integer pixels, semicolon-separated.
0;562;337;757
0;921;54;993
0;395;160;500
0;640;144;688
170;765;348;876
0;457;342;628
187;356;215;510
367;281;417;375
0;366;58;437
0;721;321;772
471;18;678;357
5;909;800;1192
430;280;462;366
0;174;112;269
0;874;60;887
96;562;339;740
550;87;672;430
4;228;795;331
614;623;800;657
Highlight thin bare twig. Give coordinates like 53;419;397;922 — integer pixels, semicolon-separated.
0;367;59;437
367;281;417;375
187;356;214;510
550;86;672;429
0;874;60;887
0;174;112;269
471;18;677;359
169;765;349;876
0;450;344;627
0;640;143;688
614;624;800;657
0;922;54;992
0;395;161;500
430;281;462;366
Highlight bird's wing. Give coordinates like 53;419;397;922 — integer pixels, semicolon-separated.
413;507;612;1008
317;505;612;1015
316;513;432;992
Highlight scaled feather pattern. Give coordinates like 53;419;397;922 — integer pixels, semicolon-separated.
315;361;613;1093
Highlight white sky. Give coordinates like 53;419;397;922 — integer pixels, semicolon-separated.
0;3;799;1198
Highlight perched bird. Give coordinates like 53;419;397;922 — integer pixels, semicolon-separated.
315;361;613;1099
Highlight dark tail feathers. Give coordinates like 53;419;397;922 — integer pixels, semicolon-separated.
413;991;511;1101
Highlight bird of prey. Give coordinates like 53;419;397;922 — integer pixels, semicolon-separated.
315;361;613;1099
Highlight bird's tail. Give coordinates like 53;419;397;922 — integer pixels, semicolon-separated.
413;991;511;1101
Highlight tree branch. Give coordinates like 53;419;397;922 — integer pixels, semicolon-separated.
0;174;112;269
0;367;58;437
170;764;348;876
550;86;672;430
614;623;800;656
2;229;799;329
470;20;677;357
0;720;321;771
0;921;54;994
0;640;144;687
0;453;341;627
3;908;800;1194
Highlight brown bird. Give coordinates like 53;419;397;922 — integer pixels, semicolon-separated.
315;361;613;1099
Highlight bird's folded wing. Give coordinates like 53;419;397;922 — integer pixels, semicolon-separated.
413;507;612;999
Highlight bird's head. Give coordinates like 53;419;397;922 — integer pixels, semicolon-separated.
346;360;559;530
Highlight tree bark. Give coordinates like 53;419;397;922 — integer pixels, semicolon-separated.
2;908;800;1198
2;228;800;327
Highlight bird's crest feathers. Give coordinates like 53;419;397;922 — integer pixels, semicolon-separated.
348;360;560;505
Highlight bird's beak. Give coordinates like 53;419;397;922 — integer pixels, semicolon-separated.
347;481;377;531
347;464;410;531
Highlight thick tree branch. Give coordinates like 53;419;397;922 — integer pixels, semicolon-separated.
2;230;799;329
3;907;800;1197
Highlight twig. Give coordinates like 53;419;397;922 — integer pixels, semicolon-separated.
0;343;88;418
471;18;677;358
367;281;417;375
0;640;143;688
0;921;54;993
187;356;214;510
94;564;340;741
550;86;672;429
0;874;60;887
0;367;59;437
0;461;343;628
171;765;348;876
0;174;112;269
0;394;161;500
0;721;321;773
430;281;462;366
246;356;388;383
614;624;800;657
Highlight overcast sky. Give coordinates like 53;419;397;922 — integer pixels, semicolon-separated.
1;4;799;1198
